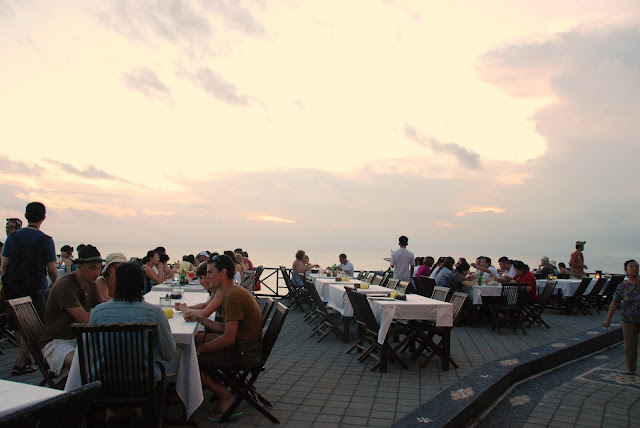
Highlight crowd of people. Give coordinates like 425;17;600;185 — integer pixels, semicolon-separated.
0;201;262;422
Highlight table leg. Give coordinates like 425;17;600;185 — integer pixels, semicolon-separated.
342;316;351;343
441;328;451;371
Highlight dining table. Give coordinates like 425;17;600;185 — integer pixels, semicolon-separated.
0;379;65;418
65;290;211;419
535;277;607;297
367;294;454;371
151;279;205;293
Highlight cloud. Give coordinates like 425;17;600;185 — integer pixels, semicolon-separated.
45;159;132;183
247;215;295;224
0;155;42;176
456;207;506;217
404;125;482;169
122;66;173;104
186;67;249;106
201;0;265;36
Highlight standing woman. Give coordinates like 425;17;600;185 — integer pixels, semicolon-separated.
603;260;640;375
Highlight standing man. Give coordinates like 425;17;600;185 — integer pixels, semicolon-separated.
185;255;262;421
390;236;415;282
570;240;588;278
5;217;22;236
336;253;355;277
1;203;57;375
39;245;103;378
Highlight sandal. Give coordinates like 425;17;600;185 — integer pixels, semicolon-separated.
11;364;36;376
207;412;243;423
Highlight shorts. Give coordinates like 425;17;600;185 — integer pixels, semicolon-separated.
198;340;262;370
41;338;77;376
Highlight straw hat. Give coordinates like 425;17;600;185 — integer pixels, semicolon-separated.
101;252;127;275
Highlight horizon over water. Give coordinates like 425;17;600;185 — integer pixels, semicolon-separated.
73;242;629;275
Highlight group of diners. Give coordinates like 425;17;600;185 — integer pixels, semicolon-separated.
410;255;539;303
292;249;355;278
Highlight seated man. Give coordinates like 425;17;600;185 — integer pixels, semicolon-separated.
90;261;176;374
39;245;104;378
471;256;500;282
184;255;262;422
538;256;555;277
335;253;354;277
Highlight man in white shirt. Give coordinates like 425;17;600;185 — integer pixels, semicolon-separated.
390;236;415;282
471;256;500;280
336;253;354;277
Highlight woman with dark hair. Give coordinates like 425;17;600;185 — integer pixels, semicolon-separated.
417;256;434;278
511;261;538;302
96;253;127;301
603;260;640;375
429;256;446;279
143;249;166;293
450;262;477;293
90;262;176;423
60;245;76;274
435;257;456;288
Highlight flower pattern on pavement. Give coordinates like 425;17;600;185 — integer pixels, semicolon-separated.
450;387;474;401
551;343;567;348
416;417;433;423
594;355;609;360
500;359;519;366
587;330;600;335
509;395;531;406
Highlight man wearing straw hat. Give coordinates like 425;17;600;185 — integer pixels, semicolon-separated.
40;244;104;377
570;240;588;278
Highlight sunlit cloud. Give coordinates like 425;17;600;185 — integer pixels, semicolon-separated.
142;209;175;216
45;159;132;183
0;155;42;176
247;215;295;224
122;66;173;104
183;67;249;106
436;221;456;228
404;125;482;169
456;207;506;217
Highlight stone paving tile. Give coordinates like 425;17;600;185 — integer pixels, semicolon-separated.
1;297;633;427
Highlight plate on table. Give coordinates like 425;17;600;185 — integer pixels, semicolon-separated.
368;297;395;301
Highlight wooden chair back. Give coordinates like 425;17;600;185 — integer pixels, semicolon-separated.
71;322;166;427
572;278;592;297
261;297;275;326
419;276;436;297
502;283;528;306
431;286;449;302
538;280;557;306
8;296;62;388
587;277;607;297
261;303;289;364
450;292;468;323
386;278;400;290
371;276;383;286
396;281;409;295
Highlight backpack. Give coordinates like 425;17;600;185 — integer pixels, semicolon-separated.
1;232;51;301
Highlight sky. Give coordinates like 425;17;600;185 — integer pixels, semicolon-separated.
1;0;639;265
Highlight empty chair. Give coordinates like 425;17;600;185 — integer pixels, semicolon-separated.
600;275;625;310
431;286;450;302
261;296;276;326
386;278;400;290
395;281;409;295
371;276;383;286
561;278;592;315
489;284;529;335
302;280;344;342
524;280;557;328
279;266;311;312
584;277;608;314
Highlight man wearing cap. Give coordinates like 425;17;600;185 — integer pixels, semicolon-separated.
569;241;588;278
1;202;57;375
6;217;22;236
39;245;104;378
390;236;415;282
198;251;210;264
538;256;555;277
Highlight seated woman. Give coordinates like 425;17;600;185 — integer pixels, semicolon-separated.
292;250;315;279
558;262;570;275
429;256;446;279
143;249;167;293
303;254;320;271
450;262;477;293
416;256;434;279
175;262;224;344
234;252;247;283
511;261;538;302
435;257;456;288
96;253;127;301
60;245;76;274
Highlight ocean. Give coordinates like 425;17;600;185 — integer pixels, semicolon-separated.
79;243;629;275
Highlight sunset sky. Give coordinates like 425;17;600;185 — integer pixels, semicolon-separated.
1;1;639;264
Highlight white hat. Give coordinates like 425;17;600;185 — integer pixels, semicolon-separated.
198;250;209;257
101;252;127;275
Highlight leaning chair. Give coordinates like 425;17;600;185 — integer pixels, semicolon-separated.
8;296;65;388
71;322;167;428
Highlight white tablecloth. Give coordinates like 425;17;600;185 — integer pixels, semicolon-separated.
151;283;207;293
0;379;64;417
311;276;361;301
535;278;606;297
470;285;503;305
368;294;453;344
326;283;391;316
65;291;209;419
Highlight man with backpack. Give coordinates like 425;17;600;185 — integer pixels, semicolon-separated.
1;202;57;375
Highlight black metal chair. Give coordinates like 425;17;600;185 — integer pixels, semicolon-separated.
489;283;529;335
8;296;65;388
523;280;557;328
71;322;167;428
0;381;102;428
203;302;290;423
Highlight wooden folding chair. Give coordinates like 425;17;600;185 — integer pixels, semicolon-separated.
71;322;167;428
303;279;344;342
523;280;556;328
8;296;65;388
431;286;450;302
489;284;529;335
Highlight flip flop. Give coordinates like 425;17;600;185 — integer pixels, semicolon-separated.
11;364;36;376
207;411;243;423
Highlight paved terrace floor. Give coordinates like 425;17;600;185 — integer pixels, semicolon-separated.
0;299;631;427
